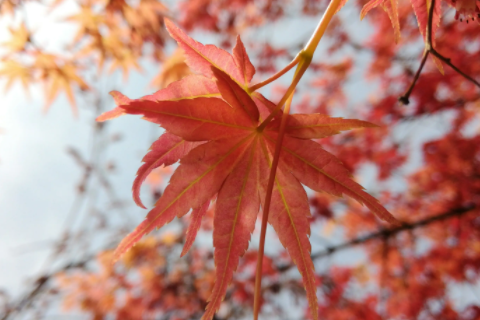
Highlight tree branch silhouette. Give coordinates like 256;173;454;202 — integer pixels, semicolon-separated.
277;204;476;272
5;205;475;319
399;0;480;104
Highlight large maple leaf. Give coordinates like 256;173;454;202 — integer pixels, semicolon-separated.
98;19;397;320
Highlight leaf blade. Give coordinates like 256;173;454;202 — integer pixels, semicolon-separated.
382;0;401;43
144;74;220;101
203;139;260;320
133;132;202;208
269;113;378;139
360;0;386;19
97;75;219;122
212;66;259;123
165;19;245;86
410;0;443;73
268;134;398;224
109;91;254;141
258;139;318;320
232;35;255;85
181;199;211;257
113;135;254;262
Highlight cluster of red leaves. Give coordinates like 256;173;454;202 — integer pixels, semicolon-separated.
336;108;480;319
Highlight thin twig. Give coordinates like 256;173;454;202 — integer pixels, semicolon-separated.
256;56;311;132
277;204;476;272
253;92;294;319
252;0;344;317
399;0;480;104
399;50;429;105
430;49;480;88
248;55;300;92
0;258;91;320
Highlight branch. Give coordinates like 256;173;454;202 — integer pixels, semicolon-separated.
248;55;300;92
253;0;344;318
398;50;429;105
277;204;476;272
399;0;480;104
429;49;480;88
1;257;92;320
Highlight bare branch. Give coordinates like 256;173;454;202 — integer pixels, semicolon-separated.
1;258;91;320
399;50;429;105
430;49;480;88
399;0;480;104
277;204;476;272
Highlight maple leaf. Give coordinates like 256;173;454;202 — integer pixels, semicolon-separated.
0;60;31;92
65;4;104;42
2;23;30;52
35;54;90;114
98;19;397;320
360;0;401;43
151;48;191;89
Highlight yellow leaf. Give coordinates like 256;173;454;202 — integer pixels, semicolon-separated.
35;54;89;115
382;0;401;43
2;23;30;52
0;60;31;92
322;219;336;236
151;48;191;89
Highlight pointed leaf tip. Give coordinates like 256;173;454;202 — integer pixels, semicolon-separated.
203;143;260;320
132;133;202;209
96;107;125;122
181;200;210;257
164;18;244;84
211;66;259;122
109;90;131;106
96;91;131;122
232;35;255;85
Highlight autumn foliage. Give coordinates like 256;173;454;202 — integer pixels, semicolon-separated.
1;0;480;319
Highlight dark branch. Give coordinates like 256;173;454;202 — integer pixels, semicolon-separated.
399;0;480;104
1;258;91;320
4;205;476;318
398;50;429;105
430;49;480;88
278;204;476;272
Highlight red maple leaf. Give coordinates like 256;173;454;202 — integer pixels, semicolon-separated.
98;19;397;320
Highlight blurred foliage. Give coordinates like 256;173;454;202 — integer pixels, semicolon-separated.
1;0;480;319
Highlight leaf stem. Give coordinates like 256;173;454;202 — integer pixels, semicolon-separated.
398;50;429;105
248;55;301;92
253;0;343;318
430;49;480;88
303;0;343;57
256;57;310;131
253;92;294;320
426;0;435;50
257;0;343;131
399;0;480;104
